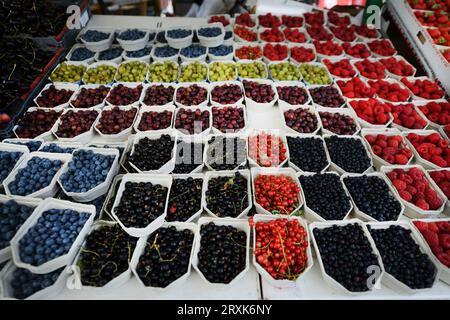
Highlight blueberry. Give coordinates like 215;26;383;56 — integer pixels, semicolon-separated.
10;267;64;299
39;143;75;154
0;150;23;183
154;45;178;58
81;30;110;42
180;44;206;58
125;46;152;58
167;28;192;39
6;140;42;152
325;136;372;174
69;47;95;61
0;200;34;250
287;137;328;173
197;27;222;38
97;48;123;61
208;44;233;56
117;29;146;41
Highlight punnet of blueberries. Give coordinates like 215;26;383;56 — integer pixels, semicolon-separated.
154;45;178;58
18;209;90;266
209;45;233;56
299;173;351;220
114;181;168;228
167;177;203;222
77;224;137;287
180;44;207;58
287;136;328;172
313;223;381;292
69;47;95;61
117;29;146;41
0;200;35;251
197;222;247;284
368;225;437;290
0;150;24;183
172;141;204;174
10;267;64;299
198;27;222;38
206;172;249;218
39;143;76;154
60;150;116;193
7;140;43;152
129;135;174;171
81;30;110;42
136;226;195;287
343;175;402;221
143;85;175;106
167;28;192;39
8;157;63;196
125;46;152;58
97;47;123;61
325;136;372;173
206;136;247;170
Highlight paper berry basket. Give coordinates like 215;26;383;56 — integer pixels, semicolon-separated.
427;168;450;215
93;105;139;142
150;43;179;62
173;106;212;137
209;80;244;107
34;83;79;110
66;44;96;64
165;26;194;49
116;28;151;52
285;133;330;174
133;105;175;134
13;108;62;141
94;45;124;65
316;106;361;136
233;43;263;62
275;81;313;108
247;129;290;169
0;143;29;185
197;23;225;48
69;84;111;109
78;27;115;52
288;43;317;64
52;108;100;144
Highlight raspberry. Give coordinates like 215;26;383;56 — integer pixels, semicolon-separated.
409;167;425;179
428;196;443;210
426;132;442;144
415;198;430;211
437;253;450;267
439;234;450;250
387;138;399;148
421;229;439;248
392;179;407;190
386;171;397;180
413;221;428;232
383;146;396;156
437;221;450;233
394;154;409;164
399;190;412;201
365;134;376;144
427;222;439;233
406;185;417;195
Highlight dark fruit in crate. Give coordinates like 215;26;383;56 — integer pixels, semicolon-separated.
234;25;257;42
429;170;450;199
323;58;356;78
299;173;351;220
282;15;304;28
330;26;356;42
306;26;333;41
248;132;287;167
206;172;248;217
137;110;173;131
115;181;168;228
71;86;110;108
364;133;413;165
354;59;386;79
344;175;402;221
287;136;328;172
386;167;444;211
167;178;202;222
209;15;230;26
129;135;174;171
413;220;450;267
154;45;178;58
136;226;194;287
36;86;74;108
349;99;392;125
125;46;152;58
312;223;381;292
10;267;64;300
259;28;284;42
369;225;437;289
78;224;137;287
106;84;143;106
18;209;90;266
173;141;204;174
211;84;243;105
309;85;345;108
380;57;415;77
242;80;275;103
55;110;98;138
255;219;308;280
143;85;175;106
401;78;445;100
206;136;247;170
368;39;396;56
426;27;450;47
277;85;309;105
235;45;262;60
283;28;308;43
235;12;255;27
254;174;300;214
283;108;318;134
319;111;358;135
259;13;281;28
175;108;210;135
418;101;450;125
325;136;371;174
290;46;316;63
176;84;208;106
368;80;410;102
406;132;450;168
0;200;34;250
197;27;222;38
16;110;61;139
389;103;428;129
336;78;376;99
263;43;288;61
0;151;24;183
343;42;371;59
197;223;247;284
212;106;245;133
96;107;137;135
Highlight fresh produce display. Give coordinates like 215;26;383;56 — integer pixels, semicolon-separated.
36;86;75;108
197;222;247;284
205;136;247;170
306;26;333;41
70;86;110;109
325;136;372;173
355;25;380;38
342;42;371;59
77;224;137;287
406;132;450;167
167;28;192;39
313;40;344;57
263;44;288;62
0;200;35;250
413;220;450;268
385;167;444;211
309;85;345;108
259;28;284;43
142;85;175;106
136;226;194;287
208;45;233;57
124;46;152;59
368;40;397;56
97;48;123;61
180;61;208;82
380;57;416;77
283;107;319;133
327;11;351;27
137;110;173;132
212;106;246;133
242;80;276;103
40;143;77;154
106;84;143;106
343;175;403;221
299;63;332;85
259;13;281;28
282;15;304;28
209;62;236;81
254;219;309;281
18;208;90;266
235;12;256;27
174;108;210;135
167;177;203;222
237;61;267;79
15;109;62;139
50;63;86;83
205;171;249;218
427;27;450;47
287;136;328;172
304;10;325;26
417;101;450;125
368;79;410;102
312;223;381;292
248;132;287;167
83;65;117;84
198;27;222;38
389;103;428;129
96;107;137;135
369;225;437;289
319;111;358;135
154;45;178;58
176;84;208;106
364;133;413;165
9;267;64;299
268;62;300;81
290;46;316;63
55;110;99;138
401;78;445;100
429;170;450;199
349;99;392;125
336;77;376;99
211;83;243;105
114;181;168;228
277;85;309;106
81;30;110;42
354;59;386;79
172;141;204;174
235;45;263;60
180;45;207;59
330;26;356;42
149;61;178;83
209;15;230;26
283;28;308;43
116;62;148;82
254;174;300;214
234;25;257;42
322;58;356;79
117;29;146;41
0;151;24;183
129;135;174;171
6;140;42;152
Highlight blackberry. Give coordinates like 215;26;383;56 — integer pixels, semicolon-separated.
287;136;328;172
325;136;372;173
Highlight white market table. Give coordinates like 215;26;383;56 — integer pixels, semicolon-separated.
51;14;450;300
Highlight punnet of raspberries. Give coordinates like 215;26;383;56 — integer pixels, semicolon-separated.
429;170;450;200
389;103;428;130
413;220;450;268
336;78;376;99
417;101;450;126
406;132;450;168
401;78;445;100
348;98;392;125
386;167;444;211
364;133;413;165
367;79;411;102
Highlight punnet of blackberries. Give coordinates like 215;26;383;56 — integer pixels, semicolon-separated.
287;136;329;173
129;135;174;171
167;177;203;222
325;136;372;173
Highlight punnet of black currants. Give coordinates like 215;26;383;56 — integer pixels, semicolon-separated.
114;181;168;229
299;173;351;220
10;267;64;300
206;172;249;218
313;223;381;292
206;136;247;171
167;177;203;222
325;136;372;173
343;175;402;221
287;136;329;173
172;141;204;174
197;222;247;284
129;135;174;171
77;224;137;287
368;225;437;290
136;226;195;287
